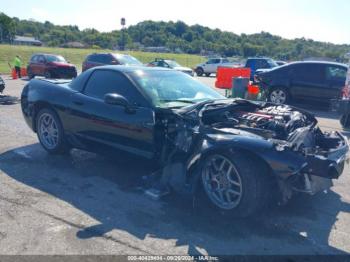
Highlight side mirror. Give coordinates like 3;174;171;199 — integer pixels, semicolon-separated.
104;93;135;113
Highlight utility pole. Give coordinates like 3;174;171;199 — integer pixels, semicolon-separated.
120;17;126;51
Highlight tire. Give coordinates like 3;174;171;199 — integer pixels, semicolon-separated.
205;73;211;77
196;67;204;77
268;87;290;104
44;71;52;79
27;68;35;79
36;108;70;154
340;114;350;129
199;151;274;218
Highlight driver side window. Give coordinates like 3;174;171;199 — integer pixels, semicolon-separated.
38;55;46;63
208;59;220;64
207;59;215;64
83;70;147;106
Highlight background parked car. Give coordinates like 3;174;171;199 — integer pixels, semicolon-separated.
195;57;236;77
27;54;77;79
82;53;143;72
147;58;194;76
256;61;348;105
245;57;279;80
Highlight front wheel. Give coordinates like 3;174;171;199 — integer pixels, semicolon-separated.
196;67;204;76
200;151;273;217
340;114;350;129
36;108;70;154
44;71;52;79
268;87;290;104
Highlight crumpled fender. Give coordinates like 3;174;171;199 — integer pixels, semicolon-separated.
185;133;307;186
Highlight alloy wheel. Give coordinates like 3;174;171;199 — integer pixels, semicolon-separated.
38;113;59;149
270;89;287;104
202;154;243;210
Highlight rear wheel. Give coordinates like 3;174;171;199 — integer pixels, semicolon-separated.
200;151;273;217
27;68;34;79
268;87;290;104
340;114;350;129
36;108;70;154
196;67;204;76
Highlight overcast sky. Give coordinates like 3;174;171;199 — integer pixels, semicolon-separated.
1;0;350;44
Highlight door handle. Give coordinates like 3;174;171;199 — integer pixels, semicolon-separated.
73;100;84;106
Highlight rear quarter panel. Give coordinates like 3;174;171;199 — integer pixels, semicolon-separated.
21;79;76;132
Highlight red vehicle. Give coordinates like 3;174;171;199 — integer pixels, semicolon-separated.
27;54;77;79
82;53;143;72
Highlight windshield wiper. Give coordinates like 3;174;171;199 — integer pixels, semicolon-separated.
159;99;196;104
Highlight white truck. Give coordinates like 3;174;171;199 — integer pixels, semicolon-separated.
195;58;236;76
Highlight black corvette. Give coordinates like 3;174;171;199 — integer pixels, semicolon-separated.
21;66;349;217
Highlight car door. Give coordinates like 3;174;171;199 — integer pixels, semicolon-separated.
36;55;47;76
290;64;327;100
68;69;156;158
324;65;347;99
204;59;220;73
28;55;38;74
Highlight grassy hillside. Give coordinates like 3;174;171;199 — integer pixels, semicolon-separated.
0;44;205;74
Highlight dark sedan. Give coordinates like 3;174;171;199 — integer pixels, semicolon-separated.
256;61;348;104
27;53;77;79
147;58;194;76
21;66;349;217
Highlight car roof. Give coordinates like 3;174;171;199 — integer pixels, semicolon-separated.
88;53;126;56
247;57;273;60
288;61;348;68
32;53;63;57
92;65;172;73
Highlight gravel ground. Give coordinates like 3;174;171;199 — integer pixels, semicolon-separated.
0;76;349;255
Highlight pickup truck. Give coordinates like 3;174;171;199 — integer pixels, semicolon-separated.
195;57;278;78
195;58;236;76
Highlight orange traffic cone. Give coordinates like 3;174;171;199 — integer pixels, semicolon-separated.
11;68;17;79
21;67;27;77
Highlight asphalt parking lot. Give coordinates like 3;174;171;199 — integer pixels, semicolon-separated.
0;76;350;255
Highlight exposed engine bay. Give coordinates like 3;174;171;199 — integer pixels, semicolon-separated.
201;102;345;156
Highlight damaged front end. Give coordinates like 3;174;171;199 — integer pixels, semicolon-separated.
153;99;350;203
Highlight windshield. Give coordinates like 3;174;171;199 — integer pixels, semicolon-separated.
130;70;225;108
46;55;66;63
267;59;279;68
113;54;143;66
165;60;181;68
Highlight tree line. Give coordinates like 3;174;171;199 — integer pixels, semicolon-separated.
0;12;349;61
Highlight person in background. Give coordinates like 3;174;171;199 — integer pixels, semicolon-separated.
13;55;22;78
